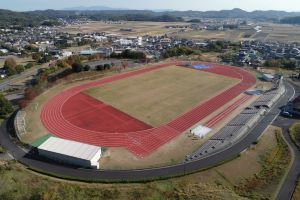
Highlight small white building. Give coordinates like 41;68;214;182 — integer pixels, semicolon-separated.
262;74;274;82
191;125;211;138
62;51;73;58
94;36;108;42
0;49;8;54
38;137;102;169
119;39;133;46
160;38;171;44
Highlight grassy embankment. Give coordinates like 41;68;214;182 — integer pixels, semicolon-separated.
0;126;291;200
289;122;300;200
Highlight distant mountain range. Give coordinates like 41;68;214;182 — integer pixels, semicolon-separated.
63;6;174;12
167;8;300;19
63;6;127;11
60;7;300;19
1;8;300;27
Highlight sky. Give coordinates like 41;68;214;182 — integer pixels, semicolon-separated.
1;0;299;12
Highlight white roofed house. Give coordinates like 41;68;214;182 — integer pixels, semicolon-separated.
0;49;8;54
262;74;274;82
191;125;211;138
119;39;133;46
62;51;73;58
94;36;108;43
160;38;171;44
37;137;102;169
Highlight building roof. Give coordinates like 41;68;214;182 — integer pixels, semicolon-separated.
191;125;211;138
38;137;101;161
263;74;274;79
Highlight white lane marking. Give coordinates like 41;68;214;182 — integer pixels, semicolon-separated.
288;82;296;102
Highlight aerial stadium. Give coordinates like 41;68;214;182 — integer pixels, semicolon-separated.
17;61;260;169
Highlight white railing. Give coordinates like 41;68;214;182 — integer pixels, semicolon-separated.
14;111;26;138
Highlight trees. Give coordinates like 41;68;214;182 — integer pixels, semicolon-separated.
5;67;16;76
15;65;25;74
3;58;17;76
265;60;282;68
24;45;39;52
121;61;128;70
96;65;104;71
96;64;111;71
67;55;82;66
103;64;111;70
25;63;35;69
24;88;38;101
110;50;146;60
32;53;42;61
265;59;297;70
281;59;297;70
4;58;17;70
18;99;29;109
188;19;201;23
71;62;83;73
281;16;300;25
84;65;91;71
220;53;235;63
39;54;52;64
162;47;196;58
0;93;13;118
57;60;69;68
88;54;102;61
32;53;52;64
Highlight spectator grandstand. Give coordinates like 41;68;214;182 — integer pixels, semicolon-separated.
186;76;285;161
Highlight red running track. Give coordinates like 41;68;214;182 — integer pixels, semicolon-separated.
204;95;252;128
40;62;256;157
61;93;152;133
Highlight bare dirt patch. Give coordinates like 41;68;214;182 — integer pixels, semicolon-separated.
173;29;252;41
256;23;300;43
59;21;190;36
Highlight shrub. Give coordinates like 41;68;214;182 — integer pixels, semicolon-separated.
57;60;69;68
0;93;13;118
84;65;91;71
0;146;6;153
71;62;83;73
15;65;25;74
3;58;17;76
96;65;104;71
25;62;35;69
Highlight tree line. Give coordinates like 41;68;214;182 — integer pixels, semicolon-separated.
110;49;146;60
280;16;300;24
162;46;196;58
264;59;298;70
0;9;183;28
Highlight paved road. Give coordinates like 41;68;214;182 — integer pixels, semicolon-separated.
0;82;295;183
0;68;39;91
275;81;300;200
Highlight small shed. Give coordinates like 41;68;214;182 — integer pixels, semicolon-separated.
38;137;102;169
191;125;211;138
262;74;274;82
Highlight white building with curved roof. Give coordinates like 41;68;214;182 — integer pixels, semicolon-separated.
38;137;102;169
